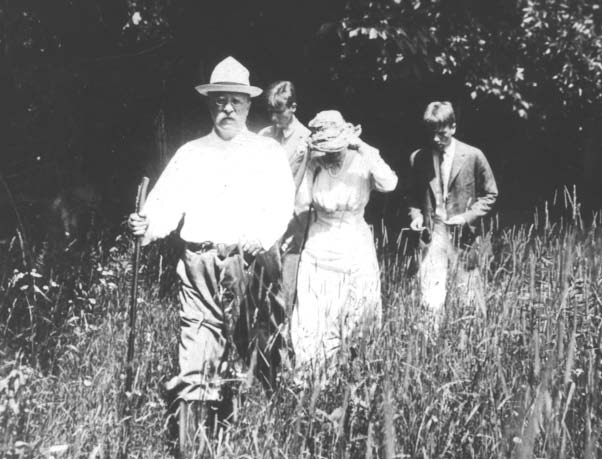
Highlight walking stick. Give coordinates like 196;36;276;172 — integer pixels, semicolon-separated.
119;176;149;457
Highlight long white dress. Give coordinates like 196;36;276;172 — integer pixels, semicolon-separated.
291;144;398;370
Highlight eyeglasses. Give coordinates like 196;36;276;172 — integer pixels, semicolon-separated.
211;95;247;111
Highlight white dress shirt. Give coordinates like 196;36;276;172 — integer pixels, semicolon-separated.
141;128;295;250
258;116;310;163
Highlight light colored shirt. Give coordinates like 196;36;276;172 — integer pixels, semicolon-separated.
432;138;456;221
141;129;295;250
259;116;310;193
440;138;456;201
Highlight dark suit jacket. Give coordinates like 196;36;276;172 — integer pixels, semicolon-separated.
407;139;498;243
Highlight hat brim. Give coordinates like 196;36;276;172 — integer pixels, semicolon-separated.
195;83;263;97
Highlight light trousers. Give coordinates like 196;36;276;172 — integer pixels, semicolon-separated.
419;222;486;319
173;245;284;401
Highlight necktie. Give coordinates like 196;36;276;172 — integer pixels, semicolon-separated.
277;129;285;145
434;151;447;220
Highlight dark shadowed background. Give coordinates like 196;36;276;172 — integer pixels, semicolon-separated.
1;0;601;247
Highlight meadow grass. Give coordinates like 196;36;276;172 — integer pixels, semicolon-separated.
0;194;601;458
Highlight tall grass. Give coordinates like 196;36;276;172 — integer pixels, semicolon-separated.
1;194;601;458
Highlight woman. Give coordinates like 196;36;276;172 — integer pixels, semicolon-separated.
291;110;398;372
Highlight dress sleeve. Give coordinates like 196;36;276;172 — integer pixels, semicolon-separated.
360;142;398;192
140;145;189;246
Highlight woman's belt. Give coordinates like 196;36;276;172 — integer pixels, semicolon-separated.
315;210;364;226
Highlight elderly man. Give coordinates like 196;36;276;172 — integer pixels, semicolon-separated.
128;57;294;443
407;101;498;323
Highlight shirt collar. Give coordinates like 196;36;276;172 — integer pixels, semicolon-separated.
443;138;456;158
280;116;301;140
209;127;251;146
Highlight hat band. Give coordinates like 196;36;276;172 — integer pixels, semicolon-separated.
210;81;250;86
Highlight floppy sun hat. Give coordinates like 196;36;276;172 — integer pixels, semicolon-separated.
195;56;263;97
308;110;361;156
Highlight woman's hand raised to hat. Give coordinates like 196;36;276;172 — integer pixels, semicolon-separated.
347;137;364;152
348;137;378;158
346;125;367;152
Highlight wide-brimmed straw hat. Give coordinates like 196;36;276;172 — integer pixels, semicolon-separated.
195;56;263;97
308;110;361;156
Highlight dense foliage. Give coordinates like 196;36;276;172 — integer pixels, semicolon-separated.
1;1;600;245
334;0;601;118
